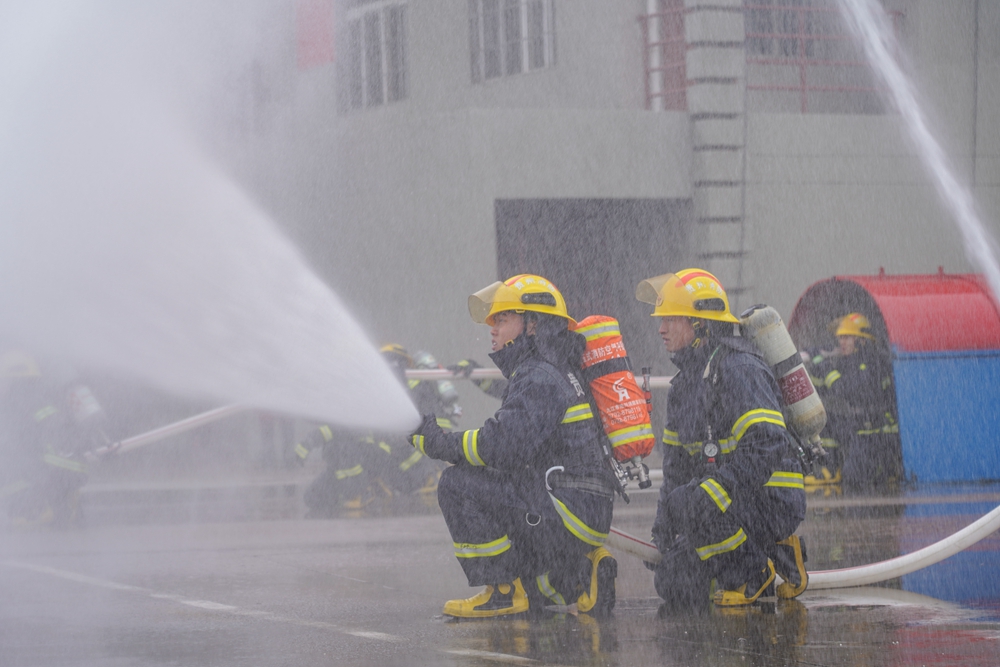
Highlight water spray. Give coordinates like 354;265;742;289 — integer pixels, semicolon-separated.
837;0;1000;301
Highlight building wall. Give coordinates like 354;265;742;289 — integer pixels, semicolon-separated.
271;0;694;361
232;0;1000;390
739;0;995;319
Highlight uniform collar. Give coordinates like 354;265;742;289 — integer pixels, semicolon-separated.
671;339;713;371
489;333;535;379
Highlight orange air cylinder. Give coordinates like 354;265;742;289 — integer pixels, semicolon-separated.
573;315;655;462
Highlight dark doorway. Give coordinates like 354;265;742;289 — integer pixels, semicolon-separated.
495;198;691;374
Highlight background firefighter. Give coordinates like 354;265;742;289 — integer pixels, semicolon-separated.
410;274;617;618
293;344;451;516
0;348;110;528
812;313;902;493
636;269;808;609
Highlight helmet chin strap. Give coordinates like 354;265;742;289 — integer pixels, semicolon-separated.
689;317;707;348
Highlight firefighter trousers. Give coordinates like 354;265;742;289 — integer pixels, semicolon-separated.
437;464;613;601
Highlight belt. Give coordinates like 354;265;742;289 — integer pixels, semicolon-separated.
544;467;615;499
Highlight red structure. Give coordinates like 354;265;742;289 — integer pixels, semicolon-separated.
787;268;1000;354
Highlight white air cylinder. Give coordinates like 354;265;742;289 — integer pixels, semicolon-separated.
739;305;827;445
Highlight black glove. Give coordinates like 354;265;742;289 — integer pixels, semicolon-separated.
447;359;481;378
410;413;462;464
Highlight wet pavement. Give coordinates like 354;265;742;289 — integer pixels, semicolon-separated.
2;472;1000;666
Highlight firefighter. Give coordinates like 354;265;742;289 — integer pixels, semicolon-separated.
635;269;808;608
448;357;508;399
410;274;617;618
815;313;901;493
294;344;447;516
413;350;462;422
0;349;108;528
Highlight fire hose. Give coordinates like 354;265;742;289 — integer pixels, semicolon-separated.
97;367;1000;591
606;503;1000;589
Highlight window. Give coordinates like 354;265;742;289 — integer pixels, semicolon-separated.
469;0;555;83
746;0;841;59
344;3;408;110
743;0;900;113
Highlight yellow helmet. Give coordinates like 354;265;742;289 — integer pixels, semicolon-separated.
379;343;413;368
835;313;875;341
635;268;739;323
0;349;41;378
468;274;576;326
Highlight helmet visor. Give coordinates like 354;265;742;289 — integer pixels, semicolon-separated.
468;281;505;324
636;273;676;307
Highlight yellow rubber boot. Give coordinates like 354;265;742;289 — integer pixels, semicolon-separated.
775;535;809;599
804;467;841;486
714;559;776;607
577;547;617;615
443;578;529;618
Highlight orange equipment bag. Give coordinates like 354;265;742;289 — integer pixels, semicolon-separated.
572;315;655;462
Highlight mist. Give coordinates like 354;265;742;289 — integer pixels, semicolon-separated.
0;1;417;431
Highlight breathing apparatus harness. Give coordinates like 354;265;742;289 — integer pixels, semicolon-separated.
697;335;823;474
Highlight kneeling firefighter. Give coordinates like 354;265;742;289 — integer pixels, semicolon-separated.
410;274;617;618
635;269;808;608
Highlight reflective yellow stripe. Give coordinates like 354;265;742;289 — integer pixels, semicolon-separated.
453;535;511;558
662;429;681;446
378;441;392;454
718;437;736;454
608;423;654;447
294;443;310;460
34;406;57;422
695;528;747;560
436;417;453;430
463;429;486;466
399;449;424;471
408;379;420;389
42;453;86;473
561;403;594;424
319;425;334;441
0;480;31;499
536;573;566;605
858;423;900;435
574;320;621;341
820;437;838;449
765;471;805;489
699;478;731;513
824;370;841;387
411;434;426;454
548;493;608;547
335;464;364;480
731;409;786;441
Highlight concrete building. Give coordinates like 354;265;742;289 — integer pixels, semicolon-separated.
225;0;1000;389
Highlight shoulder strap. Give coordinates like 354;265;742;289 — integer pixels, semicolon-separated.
701;344;726;387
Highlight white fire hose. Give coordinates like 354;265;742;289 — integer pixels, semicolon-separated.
98;368;999;591
607;503;1000;590
91;404;246;458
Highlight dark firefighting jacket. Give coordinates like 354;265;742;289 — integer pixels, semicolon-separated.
415;332;615;545
818;346;898;440
654;336;805;541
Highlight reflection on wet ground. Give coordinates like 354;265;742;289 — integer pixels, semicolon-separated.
5;477;998;666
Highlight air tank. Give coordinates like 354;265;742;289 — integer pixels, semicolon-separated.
739;305;827;451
